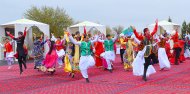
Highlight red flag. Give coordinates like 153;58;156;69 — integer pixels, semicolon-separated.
84;26;87;35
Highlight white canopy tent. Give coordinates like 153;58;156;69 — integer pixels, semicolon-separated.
148;20;181;35
69;21;106;35
0;18;50;60
148;20;181;52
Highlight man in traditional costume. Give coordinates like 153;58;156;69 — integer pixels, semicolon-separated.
69;33;98;83
133;20;158;81
119;34;127;64
6;27;28;74
98;32;118;73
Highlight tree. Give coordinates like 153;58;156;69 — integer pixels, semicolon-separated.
188;23;190;34
106;26;112;35
25;6;73;37
181;21;188;38
168;16;172;22
112;25;124;34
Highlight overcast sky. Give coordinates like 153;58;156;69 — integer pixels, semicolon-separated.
0;0;189;30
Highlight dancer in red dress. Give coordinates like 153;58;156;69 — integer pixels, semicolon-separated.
94;41;104;67
179;39;185;62
170;31;181;65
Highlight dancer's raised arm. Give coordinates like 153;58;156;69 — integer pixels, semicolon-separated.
0;42;4;47
151;19;158;36
90;35;98;44
112;31;118;42
6;27;27;40
68;33;81;45
23;27;27;37
132;26;143;41
51;33;57;42
98;34;105;43
6;31;15;39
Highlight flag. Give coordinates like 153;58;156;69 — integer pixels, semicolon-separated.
121;27;134;37
64;32;70;42
84;26;87;35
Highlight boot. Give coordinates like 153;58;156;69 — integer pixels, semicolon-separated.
71;73;75;78
142;75;147;81
20;69;23;75
143;65;148;81
108;69;112;73
175;58;179;65
34;66;37;69
86;78;90;83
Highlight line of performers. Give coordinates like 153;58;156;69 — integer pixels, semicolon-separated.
1;19;190;83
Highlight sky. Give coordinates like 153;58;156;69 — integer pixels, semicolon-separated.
0;0;190;30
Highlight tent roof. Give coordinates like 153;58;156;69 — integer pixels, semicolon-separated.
1;18;48;26
70;21;104;27
149;20;180;26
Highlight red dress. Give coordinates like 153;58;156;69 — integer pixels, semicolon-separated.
179;40;185;61
94;42;104;67
169;32;181;64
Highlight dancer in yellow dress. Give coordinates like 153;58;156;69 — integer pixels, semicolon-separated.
123;37;138;71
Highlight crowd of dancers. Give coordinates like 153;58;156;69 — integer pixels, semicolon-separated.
1;20;190;83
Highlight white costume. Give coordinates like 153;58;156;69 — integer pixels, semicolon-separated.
99;32;117;70
184;49;190;58
132;42;156;77
157;36;171;69
0;41;14;69
69;35;98;78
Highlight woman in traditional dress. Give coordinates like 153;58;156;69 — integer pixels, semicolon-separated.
123;37;137;71
51;33;65;68
94;40;104;68
184;37;190;58
170;31;181;65
73;32;83;71
179;39;185;62
157;35;171;70
30;34;47;70
40;37;58;74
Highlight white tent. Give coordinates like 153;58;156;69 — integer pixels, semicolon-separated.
148;20;181;52
0;18;50;60
69;21;106;35
148;20;181;35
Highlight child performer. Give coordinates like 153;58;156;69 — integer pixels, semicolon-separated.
0;38;14;69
